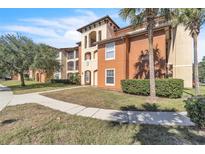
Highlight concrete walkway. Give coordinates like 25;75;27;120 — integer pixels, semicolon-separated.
6;86;195;126
0;84;13;111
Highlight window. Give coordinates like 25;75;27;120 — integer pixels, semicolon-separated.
67;61;74;70
54;73;60;79
85;52;91;60
75;50;79;58
68;51;74;59
75;60;79;70
105;42;115;60
84;36;87;48
98;30;102;41
105;69;115;85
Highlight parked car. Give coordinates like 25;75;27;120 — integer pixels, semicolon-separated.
4;76;12;80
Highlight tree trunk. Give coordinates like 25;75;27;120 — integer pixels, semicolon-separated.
148;24;156;100
193;33;200;95
20;72;25;87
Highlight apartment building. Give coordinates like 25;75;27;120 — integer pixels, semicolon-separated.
53;50;62;79
11;14;194;89
30;15;192;91
55;47;81;79
77;16;120;86
75;15;193;90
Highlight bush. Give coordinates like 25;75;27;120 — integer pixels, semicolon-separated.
121;79;184;98
185;96;205;128
69;73;81;85
51;79;72;84
51;73;81;85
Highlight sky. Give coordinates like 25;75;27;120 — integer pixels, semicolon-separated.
0;8;204;61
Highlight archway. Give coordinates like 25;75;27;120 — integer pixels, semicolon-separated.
89;31;96;47
84;70;91;85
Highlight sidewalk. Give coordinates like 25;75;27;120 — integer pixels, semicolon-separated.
8;87;195;126
0;84;13;111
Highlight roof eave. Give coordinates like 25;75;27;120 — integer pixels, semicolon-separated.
77;15;120;33
97;23;171;45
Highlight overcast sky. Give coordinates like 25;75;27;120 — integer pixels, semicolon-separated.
0;8;204;61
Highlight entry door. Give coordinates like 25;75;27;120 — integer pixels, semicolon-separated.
85;70;91;85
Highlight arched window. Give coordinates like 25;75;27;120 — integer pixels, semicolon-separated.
98;30;102;41
89;31;96;47
85;52;91;60
67;61;74;71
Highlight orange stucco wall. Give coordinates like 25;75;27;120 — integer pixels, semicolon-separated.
34;70;47;83
97;29;167;91
129;30;166;79
98;39;127;91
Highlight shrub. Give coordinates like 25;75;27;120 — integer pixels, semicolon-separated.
51;79;72;84
121;79;184;98
69;73;81;85
185;96;205;128
51;73;81;85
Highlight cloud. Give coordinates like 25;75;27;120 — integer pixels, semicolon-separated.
2;25;59;38
19;18;68;29
1;9;100;48
64;30;81;41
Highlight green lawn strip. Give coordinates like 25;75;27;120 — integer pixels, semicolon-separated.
42;87;186;112
183;85;205;96
0;80;74;94
0;104;204;145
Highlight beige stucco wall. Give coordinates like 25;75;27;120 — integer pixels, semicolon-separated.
168;25;193;88
80;22;114;85
61;51;67;79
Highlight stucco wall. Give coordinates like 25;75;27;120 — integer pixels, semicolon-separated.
80;22;116;86
129;30;166;79
98;39;127;90
61;51;67;79
168;25;193;88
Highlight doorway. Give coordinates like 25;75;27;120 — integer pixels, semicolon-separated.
84;70;91;85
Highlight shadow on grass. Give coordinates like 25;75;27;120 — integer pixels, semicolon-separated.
0;119;18;125
183;89;194;97
120;103;176;112
7;82;70;91
107;122;205;145
133;125;205;145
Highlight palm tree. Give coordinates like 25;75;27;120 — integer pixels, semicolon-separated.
175;9;205;96
119;8;170;102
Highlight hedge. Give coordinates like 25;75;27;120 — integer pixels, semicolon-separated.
51;79;73;84
51;73;81;85
121;79;184;98
185;96;205;128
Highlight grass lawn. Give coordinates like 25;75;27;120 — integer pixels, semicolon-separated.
42;87;189;112
184;85;205;96
0;80;75;94
0;104;204;145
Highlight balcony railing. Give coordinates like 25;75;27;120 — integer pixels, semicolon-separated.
89;42;96;48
